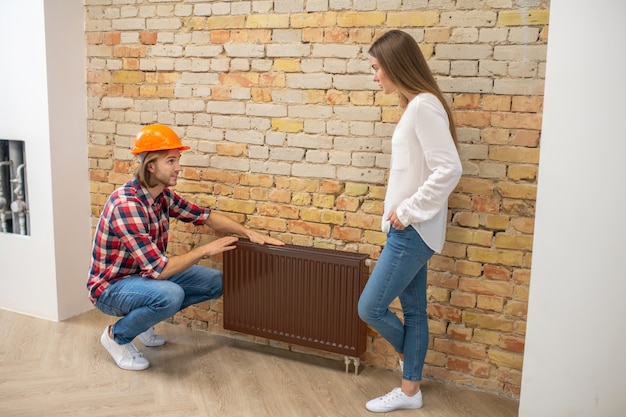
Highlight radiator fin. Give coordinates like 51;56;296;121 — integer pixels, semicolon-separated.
223;241;369;357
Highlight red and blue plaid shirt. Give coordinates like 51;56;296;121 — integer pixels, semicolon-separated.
87;179;211;304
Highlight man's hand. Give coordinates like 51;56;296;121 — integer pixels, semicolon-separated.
202;236;240;256
246;231;285;246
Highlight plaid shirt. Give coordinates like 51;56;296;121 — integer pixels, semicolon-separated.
87;179;211;304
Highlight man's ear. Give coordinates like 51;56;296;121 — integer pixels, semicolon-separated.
146;161;155;173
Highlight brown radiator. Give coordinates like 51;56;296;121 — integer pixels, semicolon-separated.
223;240;369;373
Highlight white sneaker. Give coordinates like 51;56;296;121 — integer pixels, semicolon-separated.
138;327;166;347
100;326;150;371
365;387;423;413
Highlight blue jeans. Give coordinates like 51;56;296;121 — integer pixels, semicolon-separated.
358;226;434;381
95;265;223;345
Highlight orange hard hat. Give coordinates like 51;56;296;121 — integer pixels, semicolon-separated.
131;124;190;155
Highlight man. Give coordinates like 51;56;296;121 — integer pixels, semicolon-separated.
87;124;283;371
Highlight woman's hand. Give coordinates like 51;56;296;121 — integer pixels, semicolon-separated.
387;210;406;230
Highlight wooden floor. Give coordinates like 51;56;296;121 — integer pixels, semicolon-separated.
0;308;519;417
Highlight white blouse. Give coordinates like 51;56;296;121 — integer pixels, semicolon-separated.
382;93;463;252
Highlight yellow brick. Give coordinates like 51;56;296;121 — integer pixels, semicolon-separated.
273;59;301;72
207;15;246;29
349;91;374;106
368;185;387;200
345;182;369;196
240;173;274;187
300;208;321;222
495;234;533;251
364;230;386;245
271;118;304;133
495;182;537;200
337;12;386;28
498;9;550;26
290;12;337;28
111;70;144;84
484;215;509;230
419;44;434;59
463;312;515;332
488;349;524;370
216;198;256;214
183;17;207;30
360;200;384;215
447;227;493;247
387;11;440;27
303;90;326;103
320;210;344;225
313;194;335;208
382;107;403;123
246;14;290;29
467;247;524;267
425;27;450;43
292;192;312;206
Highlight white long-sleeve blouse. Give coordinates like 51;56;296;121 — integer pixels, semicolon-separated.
382;93;463;253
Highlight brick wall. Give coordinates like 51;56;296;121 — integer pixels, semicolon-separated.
85;0;549;398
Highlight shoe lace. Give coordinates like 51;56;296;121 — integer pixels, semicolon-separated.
123;343;144;360
380;388;403;403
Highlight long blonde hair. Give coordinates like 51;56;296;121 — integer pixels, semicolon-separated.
134;150;167;188
369;30;458;145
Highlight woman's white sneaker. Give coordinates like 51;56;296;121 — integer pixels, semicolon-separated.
100;326;150;371
365;387;423;412
138;327;166;347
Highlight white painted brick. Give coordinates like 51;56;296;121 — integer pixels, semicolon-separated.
508;27;539;44
299;120;325;136
102;96;132;109
213;116;251;129
121;32;139;44
156;5;175;17
334;137;382;151
175;5;193;16
288;105;333;119
155;58;175;71
249;146;270;159
187;126;224;141
334;74;377;91
212;3;231;15
231;88;252;100
479;60;508;77
437;77;493;93
352;152;376;167
287;133;334;149
350;121;374;136
301;59;324;73
247;103;288;117
272;89;304;103
327;120;350;136
337;166;385;183
292;163;336;179
251;59;273;72
508;61;537;77
175;113;194;125
158;32;175;44
458;127;481;142
378;0;402;11
252;1;273;13
147;18;182;30
230;58;250;71
479;162;507;179
441;11;497;27
451;61;478;76
174;59;192;71
273;29;303;43
479;28;509;43
85;19;111;32
112;19;145;30
170;100;205;112
191;32;211;44
250;160;292;175
329;151;351;165
428;60;451;76
354;0;376;10
251;118;271;131
226;129;265;145
120;6;138;18
436;44;493;60
493;45;547;61
275;0;305;12
347;58;370;74
494;79;544;95
185;45;223;58
197;140;218;153
92;120;117;134
194;4;212;16
375;153;390;169
450;28;479;43
193;114;213;128
334;106;381;122
270;148;306;161
459;143;489;160
305;150;329;163
211;59;230;72
150;45;183;57
206;101;246;115
211;156;250;171
486;0;513;7
285;74;333;90
231;2;251;15
312;44;361;59
181;72;220;85
462;161;479;176
329;0;351;10
224;44;265;58
266;131;286;146
87;45;113;58
137;6;156;18
266;44;311;58
134;100;169;112
306;0;329;11
324;59;346;74
191;59;210;72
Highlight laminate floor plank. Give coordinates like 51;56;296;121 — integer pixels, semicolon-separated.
0;308;519;417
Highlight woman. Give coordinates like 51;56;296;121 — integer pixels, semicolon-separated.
357;30;462;412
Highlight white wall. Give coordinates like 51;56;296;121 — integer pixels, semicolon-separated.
519;0;626;416
0;0;92;321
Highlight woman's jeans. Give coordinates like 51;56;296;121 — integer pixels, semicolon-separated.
358;226;434;382
95;265;223;345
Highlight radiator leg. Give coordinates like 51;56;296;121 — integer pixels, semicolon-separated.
353;357;360;376
344;356;350;373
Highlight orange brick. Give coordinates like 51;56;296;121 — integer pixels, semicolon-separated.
288;220;331;237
